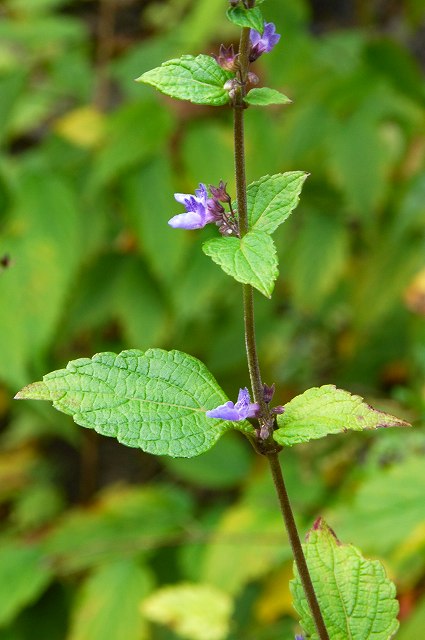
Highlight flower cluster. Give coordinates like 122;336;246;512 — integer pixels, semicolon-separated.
168;181;239;235
206;387;260;421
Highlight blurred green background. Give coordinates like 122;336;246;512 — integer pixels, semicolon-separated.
0;0;424;638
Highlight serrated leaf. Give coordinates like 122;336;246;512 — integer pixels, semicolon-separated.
16;349;253;458
142;583;233;640
245;87;292;106
247;172;308;235
274;384;409;446
136;55;233;106
226;6;264;33
202;230;278;297
291;519;399;640
0;542;52;626
69;561;153;640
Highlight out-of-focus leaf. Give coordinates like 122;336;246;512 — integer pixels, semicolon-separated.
43;484;193;573
287;210;348;310
291;518;399;640
182;121;235;192
227;6;264;32
54;106;105;149
0;16;85;55
274;385;409;446
245;88;291;106
0;165;81;387
329;456;425;558
163;432;252;489
137;55;233;106
88;101;173;192
69;561;152;640
0;542;52;627
203;230;278;298
0;70;27;144
201;470;290;594
142;583;233;640
17;349;252;457
0;446;38;502
122;156;186;287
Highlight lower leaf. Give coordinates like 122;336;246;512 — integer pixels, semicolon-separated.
291;518;399;640
15;349;253;458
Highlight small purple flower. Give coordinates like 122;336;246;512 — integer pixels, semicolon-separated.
295;636;305;640
206;388;260;421
168;184;217;230
249;22;281;62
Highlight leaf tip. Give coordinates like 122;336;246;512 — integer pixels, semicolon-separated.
15;381;50;401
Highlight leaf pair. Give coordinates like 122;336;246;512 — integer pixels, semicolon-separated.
16;349;408;458
204;172;308;297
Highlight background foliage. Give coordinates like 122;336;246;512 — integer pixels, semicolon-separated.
0;0;424;638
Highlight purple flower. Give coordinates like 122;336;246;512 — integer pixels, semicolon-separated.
295;636;305;640
249;22;281;62
206;388;259;421
168;184;217;230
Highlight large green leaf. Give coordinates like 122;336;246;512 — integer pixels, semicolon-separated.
68;561;152;640
137;55;233;106
0;542;52;627
16;349;252;457
142;583;233;640
247;172;308;234
291;519;399;640
274;385;409;446
203;230;278;297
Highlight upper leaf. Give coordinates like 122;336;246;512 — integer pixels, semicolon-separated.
16;349;253;458
136;55;233;106
247;172;308;235
245;87;292;106
226;6;264;33
203;230;278;298
291;518;399;640
274;384;410;447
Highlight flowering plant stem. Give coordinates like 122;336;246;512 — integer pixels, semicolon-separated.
234;25;330;640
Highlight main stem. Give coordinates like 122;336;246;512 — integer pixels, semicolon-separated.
234;26;330;640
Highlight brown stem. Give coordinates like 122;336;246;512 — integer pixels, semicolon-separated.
233;22;330;640
267;453;330;640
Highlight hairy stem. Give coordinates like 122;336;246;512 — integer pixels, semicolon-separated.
233;24;330;640
267;452;330;640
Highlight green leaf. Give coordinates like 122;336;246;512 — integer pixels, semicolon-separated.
136;55;233;106
0;542;52;626
245;87;292;106
202;230;278;298
226;6;264;33
274;385;409;446
16;349;253;458
142;583;233;640
68;561;153;640
291;518;399;640
247;172;308;235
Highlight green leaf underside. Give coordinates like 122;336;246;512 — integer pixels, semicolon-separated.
226;6;264;33
203;230;278;298
245;87;292;106
291;519;399;640
16;349;253;458
274;384;409;447
136;55;233;106
247;172;308;235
